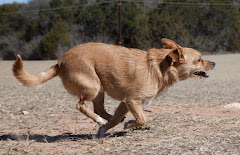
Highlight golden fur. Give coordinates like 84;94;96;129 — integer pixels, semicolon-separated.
12;38;215;138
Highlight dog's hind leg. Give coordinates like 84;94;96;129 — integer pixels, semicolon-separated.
59;64;108;125
93;87;112;121
97;102;129;138
76;100;106;125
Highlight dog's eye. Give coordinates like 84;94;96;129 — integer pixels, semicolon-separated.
197;59;201;62
181;54;184;60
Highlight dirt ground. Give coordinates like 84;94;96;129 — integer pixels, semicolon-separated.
1;54;240;154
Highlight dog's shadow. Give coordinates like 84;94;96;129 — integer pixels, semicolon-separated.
0;132;127;143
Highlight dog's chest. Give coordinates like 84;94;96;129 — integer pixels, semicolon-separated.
143;90;167;107
143;98;154;107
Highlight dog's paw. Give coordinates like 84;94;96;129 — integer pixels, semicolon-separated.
96;117;106;126
121;116;126;123
123;120;135;129
96;125;106;138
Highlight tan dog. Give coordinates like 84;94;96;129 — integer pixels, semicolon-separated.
12;38;215;138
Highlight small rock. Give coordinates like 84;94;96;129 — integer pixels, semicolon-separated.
223;102;240;109
22;111;29;115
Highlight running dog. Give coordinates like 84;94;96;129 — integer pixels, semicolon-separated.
12;38;215;137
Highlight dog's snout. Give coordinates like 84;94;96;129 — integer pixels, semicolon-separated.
211;62;216;68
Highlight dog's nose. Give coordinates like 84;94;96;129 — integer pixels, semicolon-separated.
211;62;216;68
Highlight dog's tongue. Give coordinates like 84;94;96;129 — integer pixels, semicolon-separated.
202;72;209;78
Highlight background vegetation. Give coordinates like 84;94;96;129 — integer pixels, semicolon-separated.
0;0;240;60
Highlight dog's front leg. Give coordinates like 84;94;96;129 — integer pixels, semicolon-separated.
97;102;129;138
124;100;146;129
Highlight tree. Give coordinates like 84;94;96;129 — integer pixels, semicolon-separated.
148;4;191;48
0;3;27;59
121;1;149;48
1;0;240;60
40;20;69;59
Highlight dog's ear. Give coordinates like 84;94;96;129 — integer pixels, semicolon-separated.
167;48;184;63
160;48;184;73
161;38;182;49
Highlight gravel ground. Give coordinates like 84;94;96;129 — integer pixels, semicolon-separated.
0;54;240;154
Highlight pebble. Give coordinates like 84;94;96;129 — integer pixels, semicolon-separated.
223;102;240;109
22;111;29;115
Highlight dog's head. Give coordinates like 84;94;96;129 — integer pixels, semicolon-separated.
161;38;215;81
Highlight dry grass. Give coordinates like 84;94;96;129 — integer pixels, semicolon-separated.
1;54;240;154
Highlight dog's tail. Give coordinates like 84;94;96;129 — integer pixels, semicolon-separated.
12;55;59;87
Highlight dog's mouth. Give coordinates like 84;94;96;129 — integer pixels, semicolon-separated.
193;71;209;78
